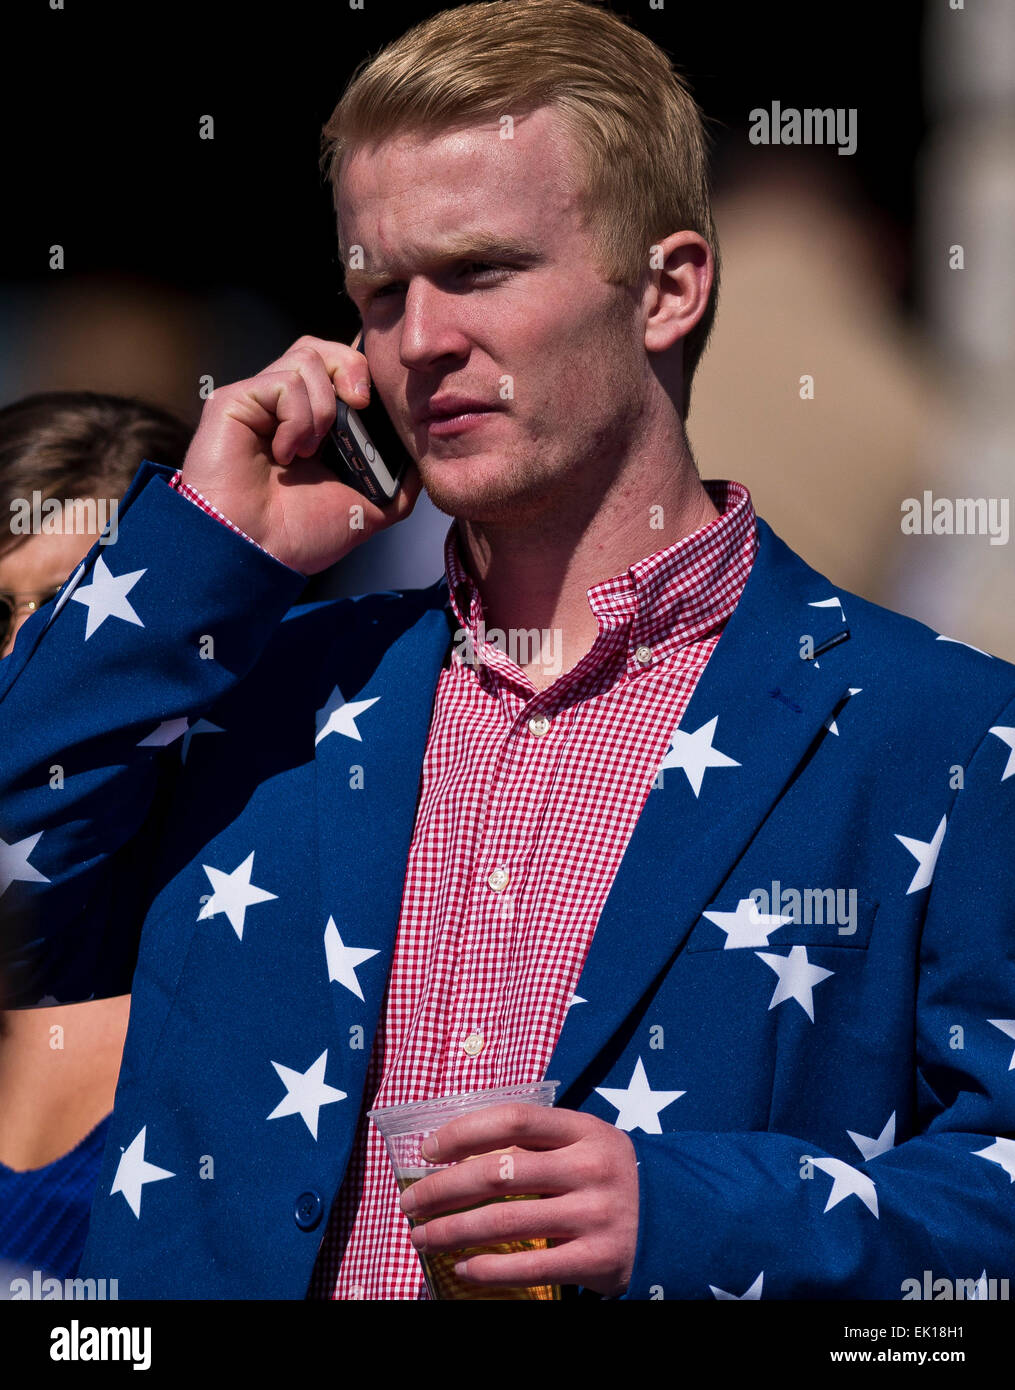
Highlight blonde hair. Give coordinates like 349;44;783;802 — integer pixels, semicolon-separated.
320;0;721;419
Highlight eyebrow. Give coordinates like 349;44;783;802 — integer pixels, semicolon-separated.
343;232;543;297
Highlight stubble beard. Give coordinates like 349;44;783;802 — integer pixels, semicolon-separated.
417;396;644;541
416;434;572;526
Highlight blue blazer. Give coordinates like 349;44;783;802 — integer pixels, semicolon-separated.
2;459;1014;1300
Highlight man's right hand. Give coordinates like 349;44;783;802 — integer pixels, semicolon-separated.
179;335;422;575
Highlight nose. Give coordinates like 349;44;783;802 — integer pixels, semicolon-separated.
398;280;470;372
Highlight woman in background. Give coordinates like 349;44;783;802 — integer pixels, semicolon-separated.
0;392;192;1279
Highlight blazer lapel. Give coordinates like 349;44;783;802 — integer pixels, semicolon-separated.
312;583;453;1046
548;520;857;1100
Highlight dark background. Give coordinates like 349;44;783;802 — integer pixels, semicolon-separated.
8;0;926;338
13;0;988;642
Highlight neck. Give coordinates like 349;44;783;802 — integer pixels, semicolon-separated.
457;427;720;688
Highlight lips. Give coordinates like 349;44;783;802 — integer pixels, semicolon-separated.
413;396;499;426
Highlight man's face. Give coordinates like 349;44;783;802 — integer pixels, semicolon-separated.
339;105;647;527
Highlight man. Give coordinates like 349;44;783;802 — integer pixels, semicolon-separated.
2;0;1014;1300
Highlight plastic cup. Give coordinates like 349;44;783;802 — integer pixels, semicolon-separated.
368;1081;561;1301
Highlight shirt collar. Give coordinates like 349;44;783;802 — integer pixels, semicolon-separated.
442;478;757;671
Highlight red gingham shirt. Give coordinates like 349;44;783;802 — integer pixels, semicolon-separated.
168;467;758;1298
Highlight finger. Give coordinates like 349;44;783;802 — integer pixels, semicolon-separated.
422;1102;591;1163
237;370;317;468
450;1240;605;1291
401;1147;576;1220
271;335;371;420
218;371;314;468
271;343;352;450
410;1193;583;1258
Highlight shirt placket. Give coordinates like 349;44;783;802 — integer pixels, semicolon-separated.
443;673;566;1092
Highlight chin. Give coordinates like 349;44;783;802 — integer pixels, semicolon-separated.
416;451;504;500
424;484;558;528
417;444;565;522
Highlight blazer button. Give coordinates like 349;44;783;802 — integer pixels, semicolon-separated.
294;1191;324;1231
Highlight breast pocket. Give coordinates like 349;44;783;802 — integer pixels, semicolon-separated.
685;889;879;953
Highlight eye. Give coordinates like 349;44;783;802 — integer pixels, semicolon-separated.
461;261;503;278
367;261;513;304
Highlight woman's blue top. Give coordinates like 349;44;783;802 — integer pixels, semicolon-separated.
0;1113;111;1279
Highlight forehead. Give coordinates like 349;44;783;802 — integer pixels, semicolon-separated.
0;524;97;590
337;105;585;262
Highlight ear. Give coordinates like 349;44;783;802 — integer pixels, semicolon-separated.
643;231;713;355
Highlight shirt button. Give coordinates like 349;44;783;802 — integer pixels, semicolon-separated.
634;644;653;665
462;1032;485;1057
488;867;510;892
528;714;551;737
293;1190;324;1230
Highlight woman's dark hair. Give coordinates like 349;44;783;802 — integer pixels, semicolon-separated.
0;391;194;558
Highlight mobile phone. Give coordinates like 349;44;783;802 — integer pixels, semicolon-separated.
321;332;410;506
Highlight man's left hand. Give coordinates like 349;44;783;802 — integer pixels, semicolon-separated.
398;1103;639;1297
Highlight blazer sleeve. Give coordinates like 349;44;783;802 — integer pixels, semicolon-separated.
619;696;1015;1299
0;461;308;1007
